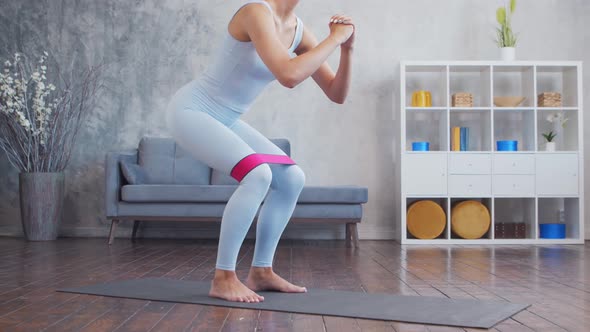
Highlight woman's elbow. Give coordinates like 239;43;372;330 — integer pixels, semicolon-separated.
277;74;299;89
278;78;298;89
329;94;346;104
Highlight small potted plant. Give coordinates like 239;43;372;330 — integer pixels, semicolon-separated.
542;112;569;151
542;131;557;151
495;0;518;61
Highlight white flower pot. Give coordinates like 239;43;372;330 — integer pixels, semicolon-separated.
545;142;556;152
500;47;516;61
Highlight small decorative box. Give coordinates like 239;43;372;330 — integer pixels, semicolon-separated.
538;92;562;107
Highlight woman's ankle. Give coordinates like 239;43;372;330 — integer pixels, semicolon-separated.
213;268;238;281
249;266;273;276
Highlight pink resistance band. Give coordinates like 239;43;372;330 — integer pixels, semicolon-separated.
230;153;296;182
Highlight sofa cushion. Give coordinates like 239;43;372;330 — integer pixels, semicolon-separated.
121;185;368;204
117;202;362;219
210;138;291;185
120;160;148;184
138;137;210;184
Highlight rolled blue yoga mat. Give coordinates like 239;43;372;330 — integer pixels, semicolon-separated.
539;223;566;239
412;141;430;151
497;140;518;151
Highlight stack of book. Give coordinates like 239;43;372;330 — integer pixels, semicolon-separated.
451;127;470;151
495;222;527;239
538;92;562;107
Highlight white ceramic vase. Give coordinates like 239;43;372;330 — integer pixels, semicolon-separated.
501;47;516;61
545;141;556;152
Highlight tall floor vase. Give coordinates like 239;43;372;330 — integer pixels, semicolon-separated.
19;172;65;241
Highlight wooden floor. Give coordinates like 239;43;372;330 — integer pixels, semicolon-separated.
0;238;588;332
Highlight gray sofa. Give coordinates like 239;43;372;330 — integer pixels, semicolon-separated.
105;137;368;247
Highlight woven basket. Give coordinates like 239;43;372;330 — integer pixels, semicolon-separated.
452;92;473;107
538;92;562;107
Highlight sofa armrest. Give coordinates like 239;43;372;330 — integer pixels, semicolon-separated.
105;150;138;218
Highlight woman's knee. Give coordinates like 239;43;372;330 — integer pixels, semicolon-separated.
275;165;306;192
241;164;273;190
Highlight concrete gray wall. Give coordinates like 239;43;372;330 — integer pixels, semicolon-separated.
0;0;588;240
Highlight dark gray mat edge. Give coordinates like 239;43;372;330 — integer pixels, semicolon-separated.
57;278;530;329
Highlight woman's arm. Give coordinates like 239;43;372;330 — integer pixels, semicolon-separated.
295;17;354;104
240;4;353;88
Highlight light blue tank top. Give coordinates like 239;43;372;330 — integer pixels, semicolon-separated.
194;0;303;115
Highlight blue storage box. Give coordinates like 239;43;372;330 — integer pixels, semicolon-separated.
539;223;566;239
412;142;430;151
497;140;518;151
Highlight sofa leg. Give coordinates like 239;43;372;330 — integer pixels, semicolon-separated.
132;220;140;242
108;219;119;245
351;223;360;248
345;223;353;248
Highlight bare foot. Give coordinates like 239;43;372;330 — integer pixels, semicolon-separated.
245;267;307;293
209;269;264;303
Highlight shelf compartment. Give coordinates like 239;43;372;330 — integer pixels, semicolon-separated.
536;109;578;151
450;198;493;240
537;197;580;240
404;65;447;107
406;109;448;151
494;198;535;239
493;109;535;151
536;65;578;107
450;109;491;151
492;65;535;107
405;197;449;240
449;65;492;107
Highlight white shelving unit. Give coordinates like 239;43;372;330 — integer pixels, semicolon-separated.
398;61;584;244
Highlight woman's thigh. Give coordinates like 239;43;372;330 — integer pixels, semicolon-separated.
168;108;256;173
228;120;289;156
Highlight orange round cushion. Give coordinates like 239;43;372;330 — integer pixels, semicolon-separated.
451;200;491;239
407;200;446;239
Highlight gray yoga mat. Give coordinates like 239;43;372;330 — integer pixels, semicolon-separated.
58;278;529;329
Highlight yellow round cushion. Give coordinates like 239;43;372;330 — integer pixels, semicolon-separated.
407;200;446;239
451;200;491;239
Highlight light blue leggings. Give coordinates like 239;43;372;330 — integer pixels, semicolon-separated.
166;97;305;271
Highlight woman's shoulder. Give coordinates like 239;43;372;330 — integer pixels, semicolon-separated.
236;1;273;17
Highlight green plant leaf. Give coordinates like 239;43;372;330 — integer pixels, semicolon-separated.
496;7;506;25
510;0;517;13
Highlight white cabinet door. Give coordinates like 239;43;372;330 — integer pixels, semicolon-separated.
449;175;491;196
536;154;578;195
403;154;447;195
493;175;535;196
449;154;491;174
493;154;535;174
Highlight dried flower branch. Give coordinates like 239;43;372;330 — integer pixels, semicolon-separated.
0;51;103;172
